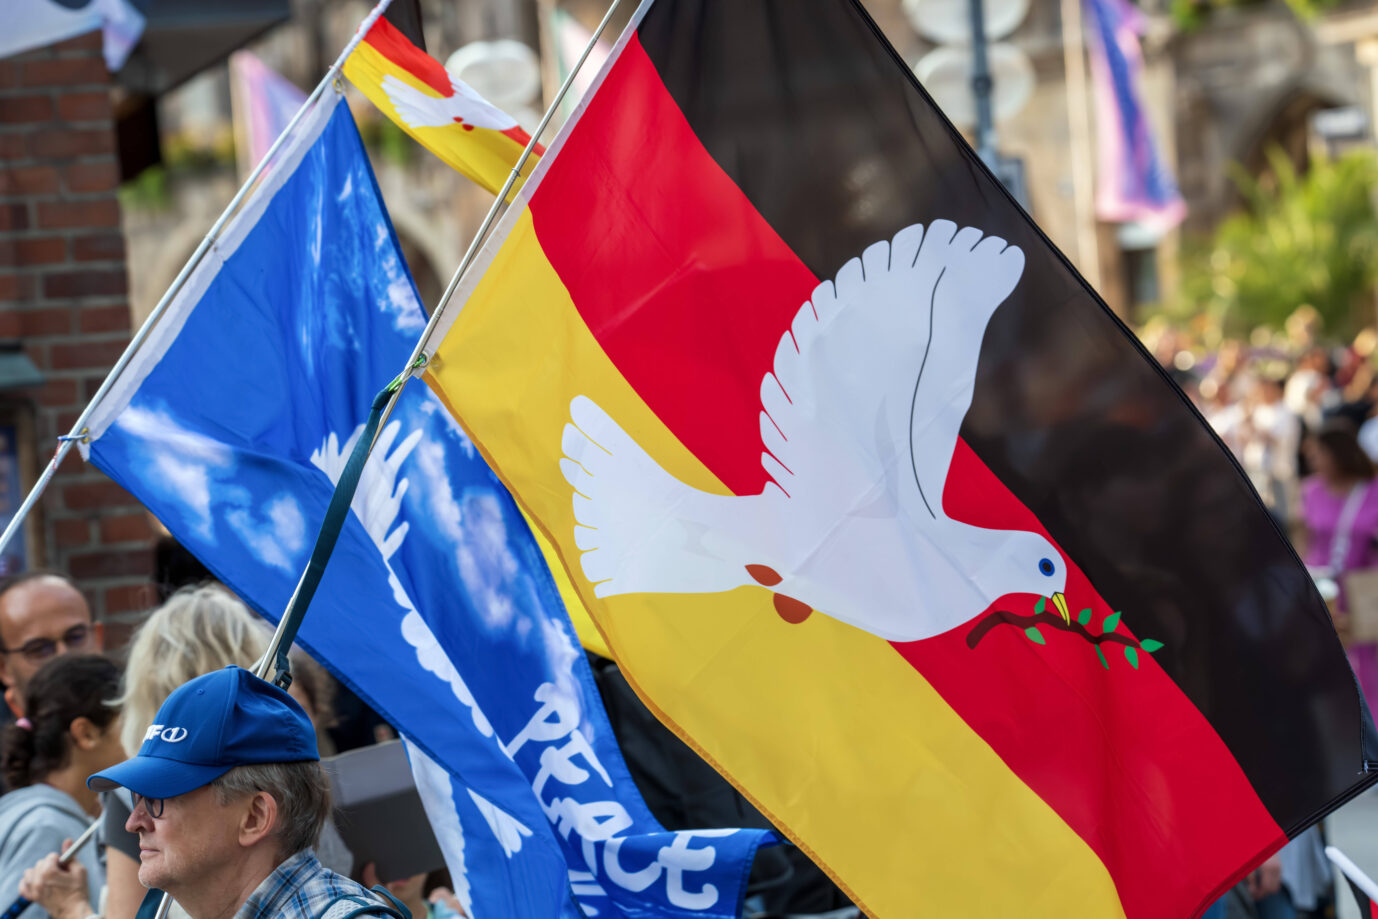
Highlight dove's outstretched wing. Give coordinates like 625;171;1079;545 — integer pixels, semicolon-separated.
443;74;520;131
381;74;458;128
761;221;1024;518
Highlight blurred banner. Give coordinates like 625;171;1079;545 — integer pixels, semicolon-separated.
80;90;773;919
422;0;1377;915
229;50;307;175
1085;0;1186;232
0;0;146;70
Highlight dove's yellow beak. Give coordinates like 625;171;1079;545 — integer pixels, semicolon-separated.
1051;592;1070;624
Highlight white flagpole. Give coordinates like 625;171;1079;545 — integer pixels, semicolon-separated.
0;0;397;562
255;0;630;689
1327;845;1378;905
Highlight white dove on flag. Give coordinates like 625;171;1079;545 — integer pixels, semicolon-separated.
559;220;1069;643
381;73;518;131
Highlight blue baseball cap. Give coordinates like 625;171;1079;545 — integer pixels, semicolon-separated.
88;666;318;798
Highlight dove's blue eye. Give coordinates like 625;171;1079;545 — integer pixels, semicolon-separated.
1039;558;1055;577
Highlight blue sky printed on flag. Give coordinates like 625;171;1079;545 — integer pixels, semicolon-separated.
84;94;773;919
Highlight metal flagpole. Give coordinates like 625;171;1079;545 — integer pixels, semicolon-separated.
968;0;998;169
253;0;630;690
0;0;398;562
0;819;100;919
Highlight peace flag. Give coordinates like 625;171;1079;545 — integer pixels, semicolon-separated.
421;1;1378;915
343;16;540;196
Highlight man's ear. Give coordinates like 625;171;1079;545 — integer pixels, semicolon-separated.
69;716;104;750
239;791;279;849
4;685;22;719
89;622;105;653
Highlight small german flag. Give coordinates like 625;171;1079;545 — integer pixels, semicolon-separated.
342;17;541;196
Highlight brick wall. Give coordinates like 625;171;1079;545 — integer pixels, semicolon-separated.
0;31;156;637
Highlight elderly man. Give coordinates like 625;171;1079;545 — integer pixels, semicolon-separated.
81;666;405;919
0;572;102;717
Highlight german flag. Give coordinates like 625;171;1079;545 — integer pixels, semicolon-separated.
342;17;540;196
423;2;1378;915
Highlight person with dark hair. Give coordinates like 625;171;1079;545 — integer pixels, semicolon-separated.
0;654;121;919
0;573;103;719
1301;420;1378;715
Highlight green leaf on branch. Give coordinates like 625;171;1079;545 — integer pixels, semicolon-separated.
1034;597;1046;616
1077;608;1092;626
1102;612;1122;632
1140;639;1164;653
1095;645;1109;669
1124;646;1140;669
1025;626;1045;645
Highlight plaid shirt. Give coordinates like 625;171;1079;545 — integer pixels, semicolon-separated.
235;849;399;919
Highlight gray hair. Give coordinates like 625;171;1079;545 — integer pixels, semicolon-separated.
210;760;332;858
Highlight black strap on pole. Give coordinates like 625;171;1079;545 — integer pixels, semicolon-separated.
270;368;415;687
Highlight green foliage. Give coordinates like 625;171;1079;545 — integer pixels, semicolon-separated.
1025;626;1046;645
1170;0;1343;29
1095;645;1110;669
1034;596;1046;616
1174;147;1378;338
1102;611;1122;632
1124;646;1140;669
1077;608;1092;626
357;115;416;167
1140;639;1164;653
118;165;170;211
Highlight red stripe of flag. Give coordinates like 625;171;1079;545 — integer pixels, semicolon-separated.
361;17;453;97
358;18;535;148
529;32;1286;917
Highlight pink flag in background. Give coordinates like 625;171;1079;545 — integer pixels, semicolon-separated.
1084;0;1186;233
230;50;308;171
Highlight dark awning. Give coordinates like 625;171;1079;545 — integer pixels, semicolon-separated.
116;0;290;97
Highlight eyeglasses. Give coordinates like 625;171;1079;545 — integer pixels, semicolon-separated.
131;793;164;819
0;624;92;664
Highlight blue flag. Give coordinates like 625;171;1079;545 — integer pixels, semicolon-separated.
83;90;774;919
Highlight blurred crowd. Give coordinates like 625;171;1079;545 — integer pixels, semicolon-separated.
1146;308;1378;919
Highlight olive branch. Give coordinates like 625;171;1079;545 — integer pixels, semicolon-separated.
965;597;1164;669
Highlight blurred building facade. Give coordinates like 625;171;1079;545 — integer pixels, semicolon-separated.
8;0;1378;626
124;0;1378;331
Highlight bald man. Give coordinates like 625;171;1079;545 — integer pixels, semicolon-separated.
0;573;103;717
